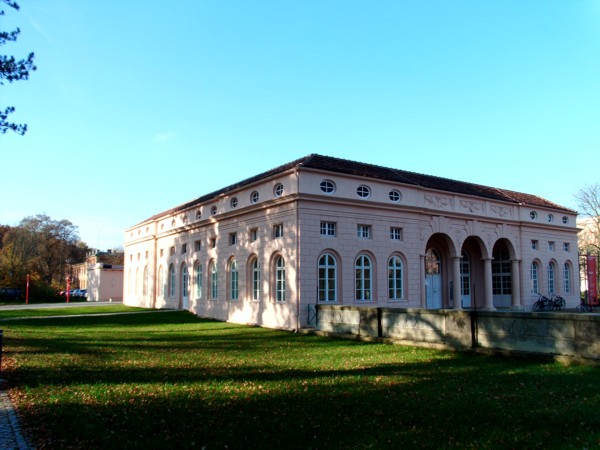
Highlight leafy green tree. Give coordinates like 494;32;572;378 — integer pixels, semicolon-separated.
1;0;36;135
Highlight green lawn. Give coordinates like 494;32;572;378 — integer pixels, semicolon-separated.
2;308;600;449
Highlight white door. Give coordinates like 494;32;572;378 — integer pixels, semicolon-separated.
425;249;442;309
460;252;471;308
426;273;442;309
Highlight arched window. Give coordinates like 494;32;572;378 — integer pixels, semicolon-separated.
388;256;403;300
318;253;337;302
275;256;286;302
194;262;202;299
492;242;512;295
210;260;218;299
181;263;189;299
230;259;238;300
547;262;556;294
168;264;176;298
531;262;539;294
251;257;261;301
143;266;149;297
563;263;571;294
355;255;372;301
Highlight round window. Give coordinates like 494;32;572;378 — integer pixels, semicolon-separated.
389;189;401;202
274;183;284;197
357;185;371;198
251;191;259;204
530;211;537;220
562;216;569;224
211;205;217;216
320;180;336;194
230;197;238;208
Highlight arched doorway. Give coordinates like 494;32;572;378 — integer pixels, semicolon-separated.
425;248;442;309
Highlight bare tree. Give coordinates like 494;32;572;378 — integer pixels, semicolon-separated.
1;0;36;135
575;183;600;253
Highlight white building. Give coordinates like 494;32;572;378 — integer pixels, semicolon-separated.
123;154;580;330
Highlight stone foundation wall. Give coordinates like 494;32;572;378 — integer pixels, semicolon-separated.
316;305;600;361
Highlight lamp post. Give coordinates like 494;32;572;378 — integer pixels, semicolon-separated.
66;276;70;303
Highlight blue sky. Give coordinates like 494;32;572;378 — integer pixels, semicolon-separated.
2;0;599;250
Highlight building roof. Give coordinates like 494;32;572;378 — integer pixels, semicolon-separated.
138;154;574;225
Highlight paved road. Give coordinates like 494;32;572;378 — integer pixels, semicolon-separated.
0;300;122;311
0;300;125;449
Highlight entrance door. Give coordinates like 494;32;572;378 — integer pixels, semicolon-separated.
425;249;442;309
181;263;189;310
460;251;471;308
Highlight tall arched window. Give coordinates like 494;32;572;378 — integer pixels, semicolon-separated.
194;262;202;299
318;253;337;302
275;256;286;302
531;262;539;294
563;263;571;294
210;260;218;299
547;262;556;294
388;256;403;300
181;263;189;299
251;258;261;301
168;264;176;298
492;242;512;295
230;259;238;300
355;254;372;301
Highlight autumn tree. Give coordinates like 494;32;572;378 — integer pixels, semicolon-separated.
1;0;36;135
0;215;89;294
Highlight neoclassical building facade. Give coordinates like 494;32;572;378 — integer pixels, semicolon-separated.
123;155;580;330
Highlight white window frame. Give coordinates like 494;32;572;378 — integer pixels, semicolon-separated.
230;259;238;300
355;254;372;301
318;253;337;302
251;258;261;301
390;227;403;241
388;256;403;300
210;261;218;299
320;221;336;237
531;262;539;294
357;224;371;239
275;256;286;302
194;262;202;299
547;262;556;294
273;223;283;239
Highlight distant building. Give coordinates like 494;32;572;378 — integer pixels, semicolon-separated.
72;250;124;301
123;154;580;330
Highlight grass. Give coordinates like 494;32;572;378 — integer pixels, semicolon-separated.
2;308;600;449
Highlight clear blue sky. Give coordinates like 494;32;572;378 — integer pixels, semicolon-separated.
2;0;599;250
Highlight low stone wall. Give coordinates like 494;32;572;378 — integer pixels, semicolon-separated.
316;305;600;362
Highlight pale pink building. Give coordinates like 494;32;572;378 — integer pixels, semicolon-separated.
123;155;580;330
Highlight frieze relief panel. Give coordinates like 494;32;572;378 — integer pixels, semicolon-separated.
459;199;484;214
490;204;512;219
425;194;453;210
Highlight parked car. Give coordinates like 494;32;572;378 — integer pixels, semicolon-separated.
0;287;22;300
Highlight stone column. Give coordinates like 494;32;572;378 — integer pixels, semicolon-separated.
452;257;462;310
511;259;523;310
420;254;426;308
482;257;495;310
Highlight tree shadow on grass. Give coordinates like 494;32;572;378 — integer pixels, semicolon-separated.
6;312;600;449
